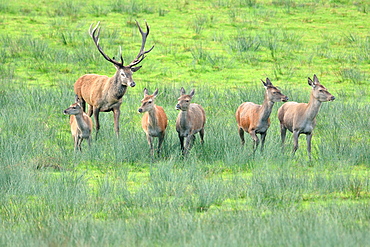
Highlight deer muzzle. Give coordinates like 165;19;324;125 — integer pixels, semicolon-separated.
129;81;136;87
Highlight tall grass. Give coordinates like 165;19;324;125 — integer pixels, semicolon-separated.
1;0;370;245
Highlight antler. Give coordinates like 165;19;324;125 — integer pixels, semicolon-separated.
128;20;154;67
89;22;123;66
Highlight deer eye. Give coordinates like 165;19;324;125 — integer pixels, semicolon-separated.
120;72;127;78
186;100;189;103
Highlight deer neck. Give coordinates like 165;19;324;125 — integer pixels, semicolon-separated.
110;73;127;99
147;106;158;127
74;113;89;131
179;110;190;128
305;93;322;121
259;98;275;123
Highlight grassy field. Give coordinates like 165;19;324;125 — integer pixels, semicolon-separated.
1;0;370;246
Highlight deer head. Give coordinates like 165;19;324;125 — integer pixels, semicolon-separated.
138;88;158;113
63;102;83;116
176;87;195;111
89;21;154;87
308;75;335;102
262;78;288;102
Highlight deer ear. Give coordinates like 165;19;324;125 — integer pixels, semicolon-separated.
261;78;272;88
313;74;320;84
308;77;316;88
189;89;195;97
74;95;80;103
153;88;159;97
143;88;149;96
180;87;186;95
131;66;142;72
261;79;267;88
265;78;272;86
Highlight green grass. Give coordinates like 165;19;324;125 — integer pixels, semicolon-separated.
1;0;370;246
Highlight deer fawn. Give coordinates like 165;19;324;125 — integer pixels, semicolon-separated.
63;96;93;151
236;78;288;153
277;75;335;159
176;87;206;155
74;21;154;138
138;88;168;156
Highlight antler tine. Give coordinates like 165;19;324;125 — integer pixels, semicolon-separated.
119;46;124;65
129;20;154;67
89;22;121;66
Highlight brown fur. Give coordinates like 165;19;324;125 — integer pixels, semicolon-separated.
236;78;288;152
74;21;153;138
277;74;335;159
63;100;93;152
138;88;168;156
175;88;206;155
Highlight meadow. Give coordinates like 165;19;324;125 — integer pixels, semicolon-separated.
0;0;370;246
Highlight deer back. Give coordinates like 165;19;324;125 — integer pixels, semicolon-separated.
175;88;206;134
139;88;168;136
176;103;206;133
278;75;335;133
236;102;262;131
142;105;168;134
237;78;287;132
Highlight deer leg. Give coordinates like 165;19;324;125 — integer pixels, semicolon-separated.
113;107;120;137
280;124;287;145
306;133;313;160
199;128;205;144
250;130;259;153
293;130;300;155
178;134;185;152
87;105;93;117
260;132;267;152
77;136;83;152
73;135;79;152
93;108;100;139
238;128;245;145
87;136;91;148
146;134;154;156
157;132;165;154
184;135;194;155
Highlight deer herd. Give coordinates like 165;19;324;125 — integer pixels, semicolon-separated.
63;21;335;160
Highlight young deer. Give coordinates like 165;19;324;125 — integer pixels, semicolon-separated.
74;21;154;138
138;88;168;156
236;78;288;153
277;75;335;159
63;97;93;151
175;88;206;155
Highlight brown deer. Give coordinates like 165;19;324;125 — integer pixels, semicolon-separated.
63;96;93;151
236;78;288;153
176;87;206;155
277;74;335;159
138;88;168;156
74;21;154;138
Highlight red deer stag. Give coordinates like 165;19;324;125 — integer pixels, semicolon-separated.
74;21;154;138
63;96;93;151
277;75;335;159
236;78;288;153
138;88;168;156
176;87;206;155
